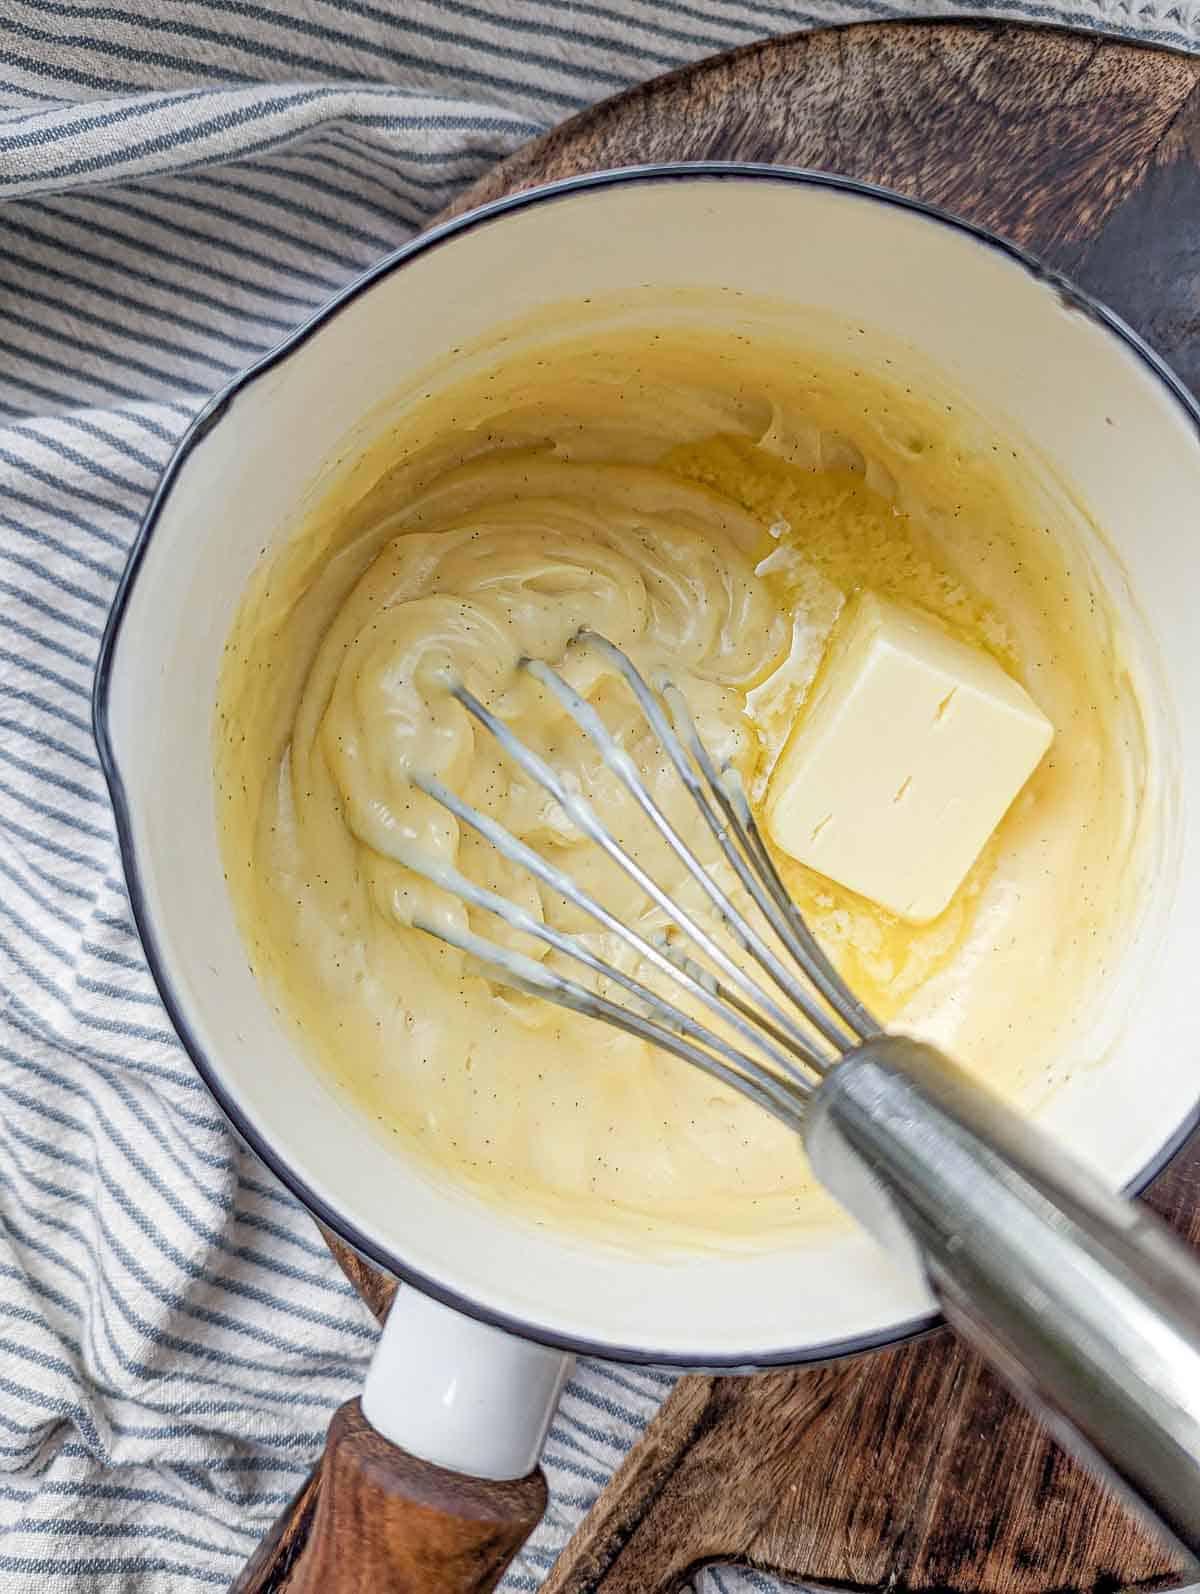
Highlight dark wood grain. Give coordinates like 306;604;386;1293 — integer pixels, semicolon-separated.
446;21;1200;396
229;1229;400;1592
538;1342;1183;1594
232;1467;323;1593
232;1401;545;1594
252;19;1200;1594
317;1222;398;1324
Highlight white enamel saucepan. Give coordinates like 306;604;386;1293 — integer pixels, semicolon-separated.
94;167;1200;1591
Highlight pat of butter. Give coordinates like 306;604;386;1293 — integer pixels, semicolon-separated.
764;592;1053;922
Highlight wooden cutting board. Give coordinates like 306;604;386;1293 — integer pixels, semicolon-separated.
320;21;1200;1594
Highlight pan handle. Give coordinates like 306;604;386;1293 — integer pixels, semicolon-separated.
232;1292;572;1592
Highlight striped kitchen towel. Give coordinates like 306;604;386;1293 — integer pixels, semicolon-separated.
0;3;1195;1592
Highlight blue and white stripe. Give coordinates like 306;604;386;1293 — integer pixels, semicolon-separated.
0;3;1193;1590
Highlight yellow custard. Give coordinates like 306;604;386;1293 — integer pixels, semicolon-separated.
215;306;1147;1249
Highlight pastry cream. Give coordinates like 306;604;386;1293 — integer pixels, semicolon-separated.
215;302;1148;1249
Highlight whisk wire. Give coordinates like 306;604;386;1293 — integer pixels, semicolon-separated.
407;635;881;1113
448;679;831;1065
410;910;809;1131
656;678;878;1042
409;771;818;1085
572;633;867;1051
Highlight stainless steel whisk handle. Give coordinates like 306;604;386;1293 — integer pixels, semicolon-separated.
806;1036;1200;1566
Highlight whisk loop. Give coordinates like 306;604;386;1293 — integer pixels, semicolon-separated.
407;631;878;1122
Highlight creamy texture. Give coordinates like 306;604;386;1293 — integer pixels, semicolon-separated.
216;307;1148;1248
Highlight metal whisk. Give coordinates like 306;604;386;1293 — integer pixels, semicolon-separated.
409;629;1200;1566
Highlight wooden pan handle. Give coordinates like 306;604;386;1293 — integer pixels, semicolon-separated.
232;1398;547;1593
